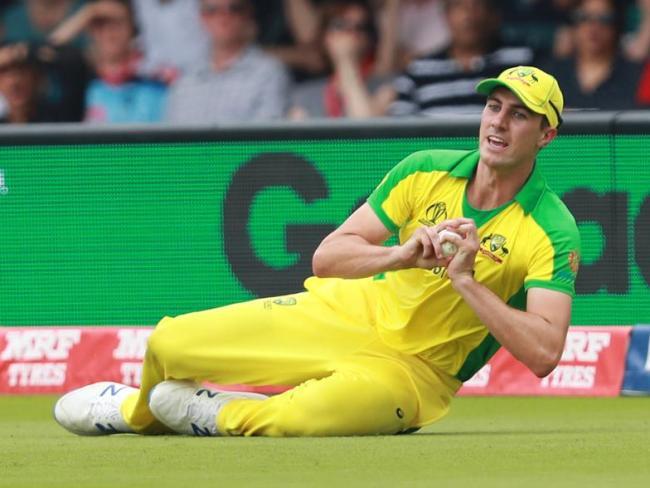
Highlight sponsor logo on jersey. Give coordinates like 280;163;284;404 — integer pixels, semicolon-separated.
264;296;297;309
569;250;580;274
479;233;509;263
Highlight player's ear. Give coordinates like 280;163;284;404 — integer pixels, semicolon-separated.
538;126;557;150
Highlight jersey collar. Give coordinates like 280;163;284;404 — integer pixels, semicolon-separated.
450;149;546;215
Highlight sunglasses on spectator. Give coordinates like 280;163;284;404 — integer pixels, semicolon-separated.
201;2;247;16
89;16;128;29
572;11;615;25
327;19;370;33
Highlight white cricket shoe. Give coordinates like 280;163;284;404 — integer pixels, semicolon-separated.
54;382;137;436
149;380;267;436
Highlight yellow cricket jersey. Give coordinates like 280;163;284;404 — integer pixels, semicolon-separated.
306;149;581;382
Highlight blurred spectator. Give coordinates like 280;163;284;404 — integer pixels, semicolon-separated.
254;0;328;80
2;0;86;46
51;0;167;123
132;0;211;80
0;0;90;122
0;42;59;123
500;0;578;56
389;0;535;117
624;0;650;61
165;0;290;124
543;0;643;110
0;40;90;122
289;0;395;118
395;0;450;61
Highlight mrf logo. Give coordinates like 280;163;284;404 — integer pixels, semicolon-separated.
112;329;152;360
1;329;81;361
561;331;610;362
541;331;612;389
479;233;509;263
505;67;539;87
418;202;447;226
1;330;82;387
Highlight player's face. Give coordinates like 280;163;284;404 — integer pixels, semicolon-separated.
479;87;555;171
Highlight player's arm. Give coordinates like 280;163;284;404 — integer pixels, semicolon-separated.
312;203;451;279
444;220;571;378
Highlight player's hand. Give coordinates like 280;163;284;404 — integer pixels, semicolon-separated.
440;218;480;283
396;223;453;270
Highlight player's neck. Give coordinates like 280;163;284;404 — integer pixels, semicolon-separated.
467;161;534;210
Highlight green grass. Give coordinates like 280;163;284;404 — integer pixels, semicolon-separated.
1;396;649;487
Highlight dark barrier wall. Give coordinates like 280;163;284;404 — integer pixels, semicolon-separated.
0;113;648;326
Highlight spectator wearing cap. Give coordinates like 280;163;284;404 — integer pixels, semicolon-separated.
50;0;168;123
0;43;59;123
388;0;535;117
165;0;290;124
543;0;643;110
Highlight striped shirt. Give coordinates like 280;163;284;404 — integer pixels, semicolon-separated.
389;45;535;117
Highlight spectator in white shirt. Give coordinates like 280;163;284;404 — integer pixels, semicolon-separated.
165;0;290;124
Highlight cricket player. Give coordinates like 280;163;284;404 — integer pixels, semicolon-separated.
54;65;580;437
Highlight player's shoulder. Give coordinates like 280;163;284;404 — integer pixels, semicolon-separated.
529;185;580;243
393;149;477;176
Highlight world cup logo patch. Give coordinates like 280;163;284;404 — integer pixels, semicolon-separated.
418;202;447;226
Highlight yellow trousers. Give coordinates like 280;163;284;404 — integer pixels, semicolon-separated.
121;291;460;436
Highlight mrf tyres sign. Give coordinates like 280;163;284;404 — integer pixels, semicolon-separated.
460;327;630;396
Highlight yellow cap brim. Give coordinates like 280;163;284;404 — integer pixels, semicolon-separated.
475;79;547;118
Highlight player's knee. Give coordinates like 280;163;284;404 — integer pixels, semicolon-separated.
147;316;183;362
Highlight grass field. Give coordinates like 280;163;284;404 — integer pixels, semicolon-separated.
1;395;649;487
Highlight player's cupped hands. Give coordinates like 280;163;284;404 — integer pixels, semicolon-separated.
396;220;455;270
440;218;480;282
397;218;480;272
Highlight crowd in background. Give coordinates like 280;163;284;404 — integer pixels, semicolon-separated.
1;0;650;125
